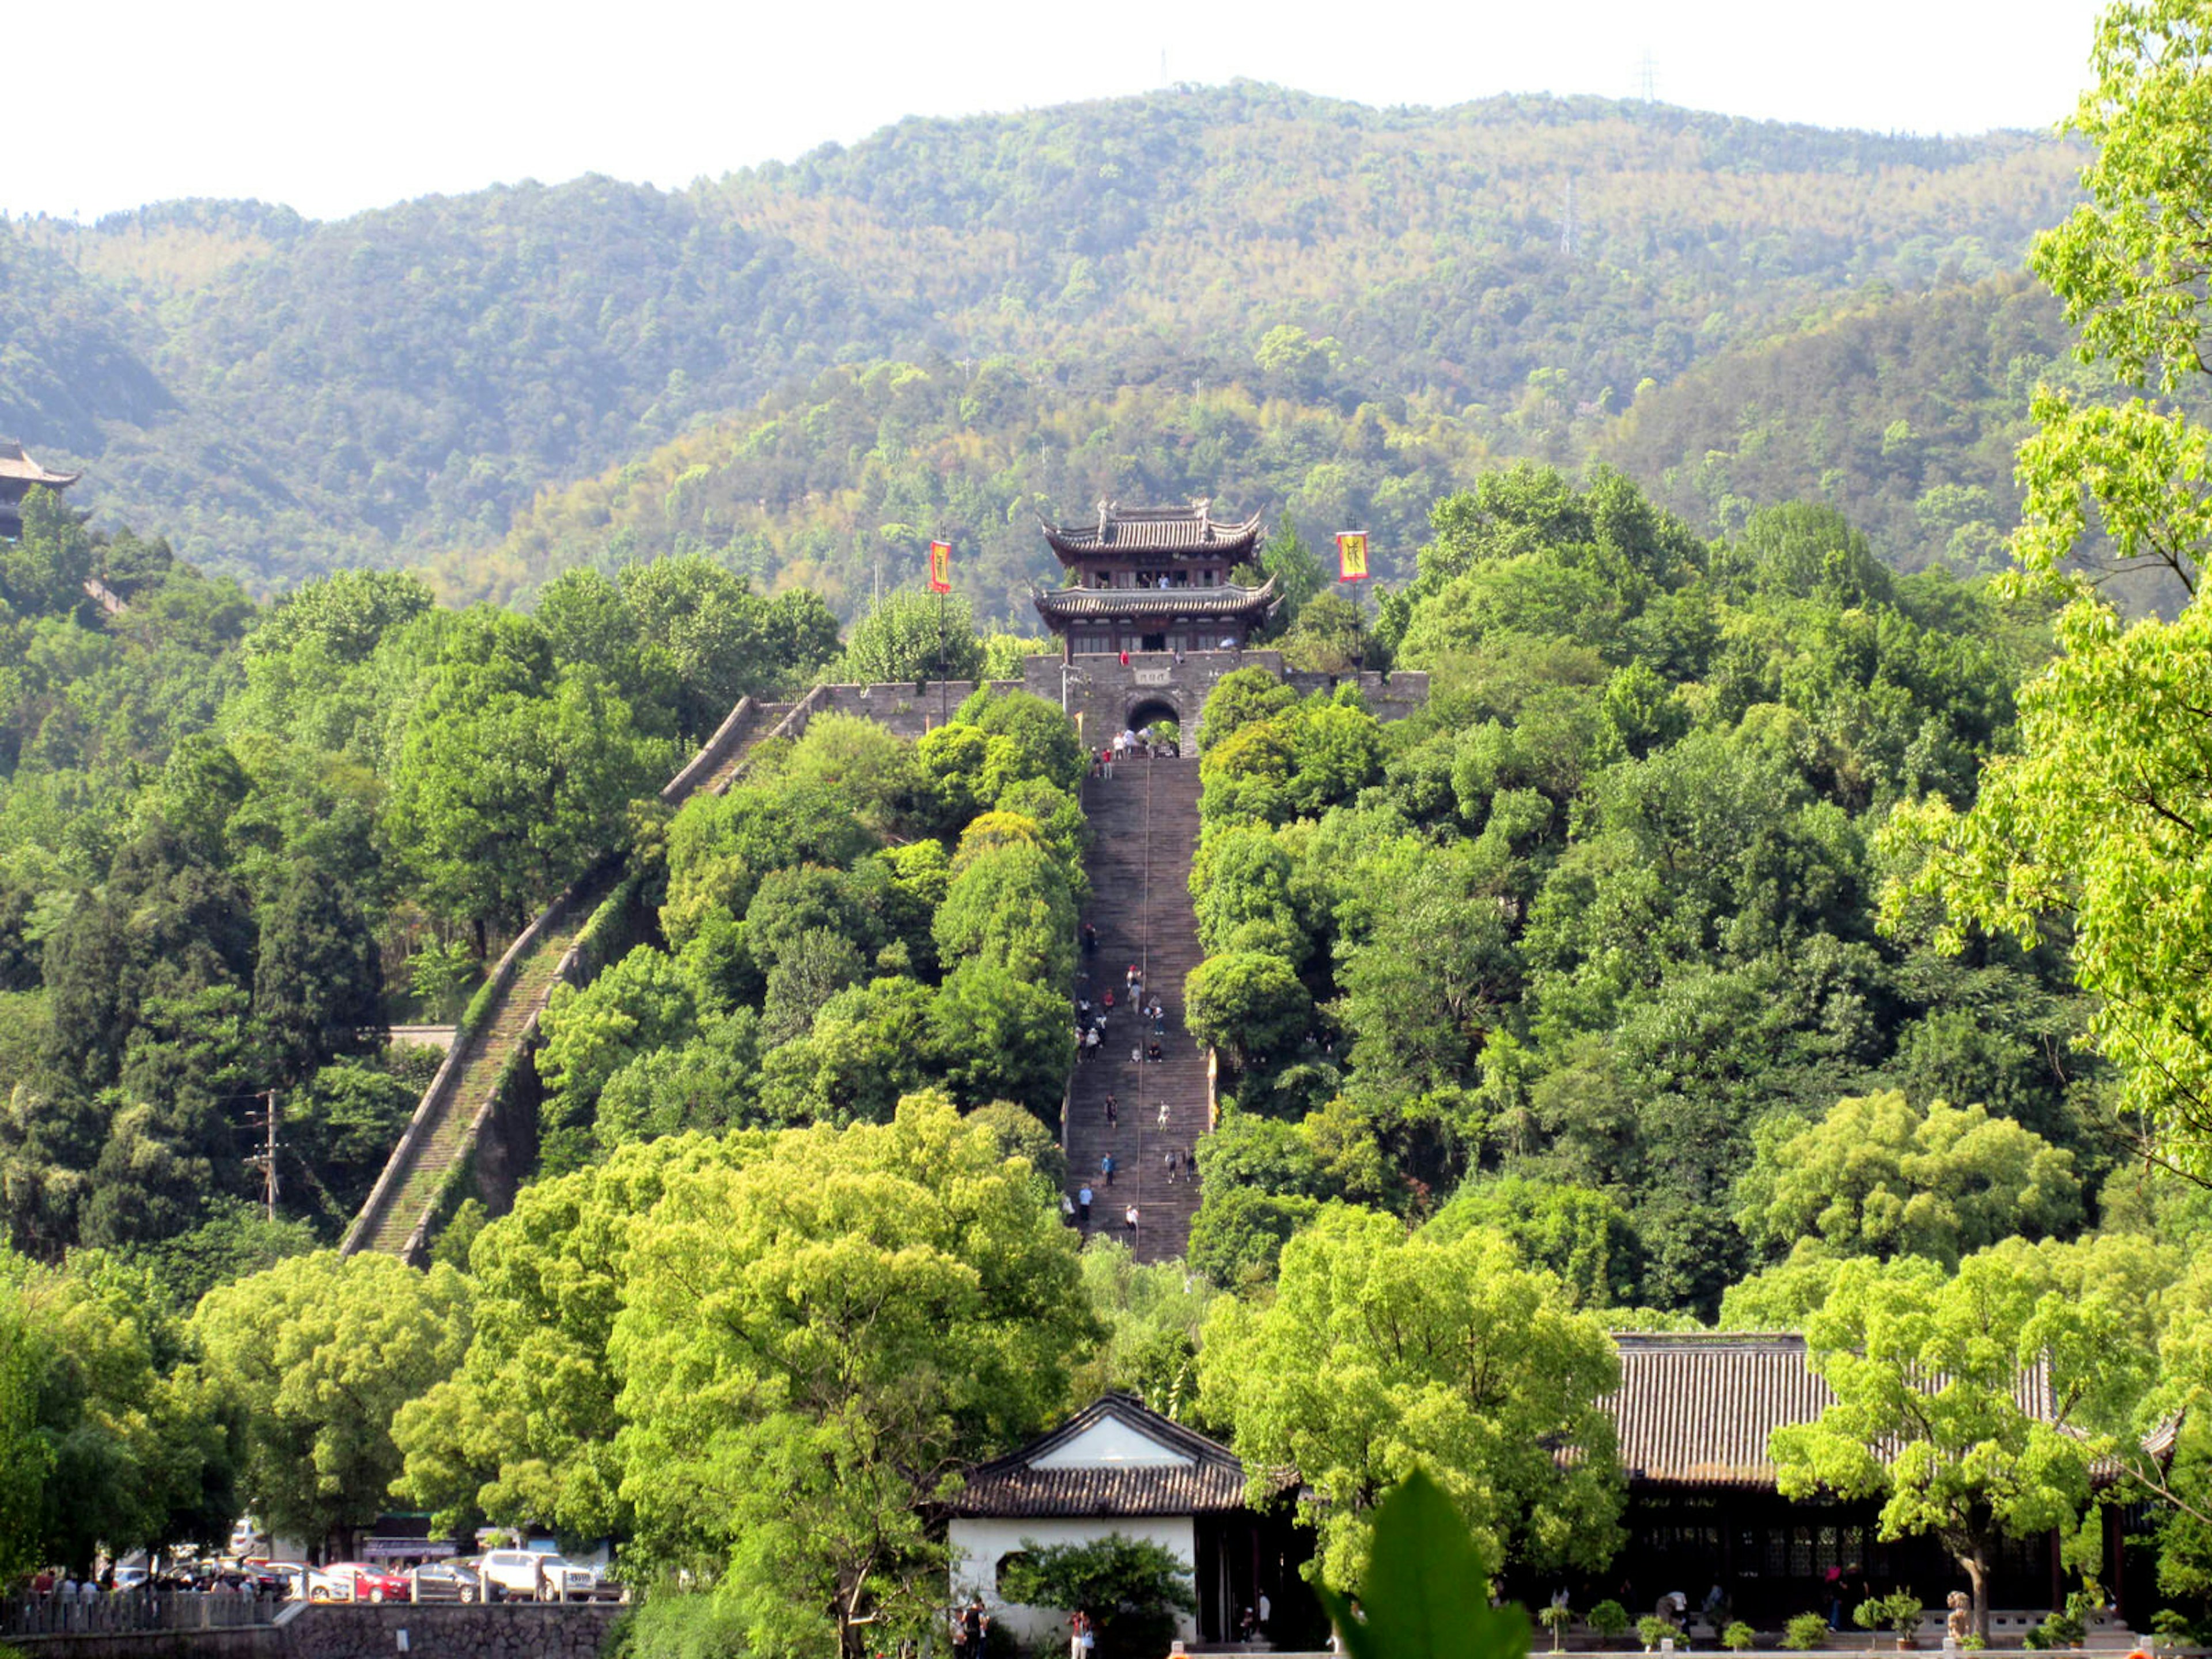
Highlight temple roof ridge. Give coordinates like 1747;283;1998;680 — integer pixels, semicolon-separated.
0;440;82;490
1042;497;1266;562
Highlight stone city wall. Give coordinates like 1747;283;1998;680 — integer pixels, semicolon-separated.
8;1605;622;1659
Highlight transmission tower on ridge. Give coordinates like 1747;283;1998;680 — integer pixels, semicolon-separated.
1638;48;1658;104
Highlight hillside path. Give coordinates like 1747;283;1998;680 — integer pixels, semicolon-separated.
1065;755;1208;1264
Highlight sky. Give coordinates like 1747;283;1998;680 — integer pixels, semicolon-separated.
16;0;2107;225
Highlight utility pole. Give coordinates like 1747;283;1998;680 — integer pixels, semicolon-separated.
247;1089;279;1221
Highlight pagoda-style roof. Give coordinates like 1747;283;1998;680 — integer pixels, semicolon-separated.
1043;500;1265;564
1031;577;1279;629
0;441;81;491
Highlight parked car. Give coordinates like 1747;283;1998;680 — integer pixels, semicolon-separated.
313;1563;411;1604
476;1549;599;1603
407;1562;483;1604
111;1567;149;1592
253;1563;309;1601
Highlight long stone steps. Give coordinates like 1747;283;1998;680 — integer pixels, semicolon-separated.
1066;755;1209;1263
347;692;789;1260
355;907;593;1255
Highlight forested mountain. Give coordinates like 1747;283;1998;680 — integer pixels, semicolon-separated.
5;86;2084;595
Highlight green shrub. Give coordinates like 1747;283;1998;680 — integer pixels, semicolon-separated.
1589;1601;1633;1645
1785;1612;1830;1650
1723;1622;1758;1652
998;1533;1196;1659
607;1589;750;1659
1639;1615;1680;1650
2152;1610;2194;1650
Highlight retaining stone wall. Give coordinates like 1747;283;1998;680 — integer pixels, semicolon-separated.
9;1633;283;1659
285;1605;622;1659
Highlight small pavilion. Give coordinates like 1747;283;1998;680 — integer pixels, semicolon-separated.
0;440;81;541
1032;501;1281;659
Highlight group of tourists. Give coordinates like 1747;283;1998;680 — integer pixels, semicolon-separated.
1074;966;1172;1065
1088;726;1178;778
1064;1184;1141;1237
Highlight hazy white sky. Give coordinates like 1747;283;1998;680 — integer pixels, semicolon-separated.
18;0;2105;224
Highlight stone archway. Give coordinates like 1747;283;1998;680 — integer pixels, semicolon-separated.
1125;693;1183;732
1123;694;1187;757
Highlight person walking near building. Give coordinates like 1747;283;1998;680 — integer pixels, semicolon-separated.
1101;1152;1115;1187
1157;1098;1171;1127
1125;1203;1139;1236
1104;1093;1118;1127
1077;1184;1092;1227
1164;1147;1178;1184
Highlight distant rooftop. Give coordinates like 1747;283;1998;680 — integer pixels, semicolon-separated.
0;440;81;490
1043;499;1265;562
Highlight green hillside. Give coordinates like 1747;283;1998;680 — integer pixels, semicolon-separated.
3;86;2084;594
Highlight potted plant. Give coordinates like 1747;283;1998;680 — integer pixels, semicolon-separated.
1787;1613;1832;1651
1590;1601;1633;1650
1854;1593;1923;1650
1640;1616;1680;1652
1539;1603;1574;1653
1723;1622;1758;1653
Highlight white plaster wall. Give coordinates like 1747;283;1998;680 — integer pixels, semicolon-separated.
949;1516;1199;1647
1031;1420;1194;1469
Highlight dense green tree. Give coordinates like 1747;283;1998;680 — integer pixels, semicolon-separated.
1423;1176;1641;1310
609;1095;1094;1659
194;1250;471;1551
998;1536;1198;1659
252;863;383;1085
1195;667;1298;752
1770;1251;2142;1633
16;1253;234;1574
385;613;675;943
1184;951;1312;1074
1200;1206;1623;1590
932;842;1077;986
1736;1092;2082;1268
841;589;986;684
929;963;1073;1120
394;1135;728;1541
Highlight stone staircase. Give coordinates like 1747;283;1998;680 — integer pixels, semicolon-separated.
346;693;789;1260
351;900;596;1256
1066;755;1208;1264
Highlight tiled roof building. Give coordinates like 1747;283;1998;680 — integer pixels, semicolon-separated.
1032;502;1283;657
0;440;81;540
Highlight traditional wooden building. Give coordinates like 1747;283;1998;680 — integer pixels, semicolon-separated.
0;440;81;541
1033;501;1281;659
946;1393;1323;1649
1523;1333;2127;1627
954;1344;2138;1644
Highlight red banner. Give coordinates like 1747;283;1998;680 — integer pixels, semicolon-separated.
928;540;952;593
1336;531;1370;582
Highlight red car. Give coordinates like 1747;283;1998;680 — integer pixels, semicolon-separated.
317;1563;411;1604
